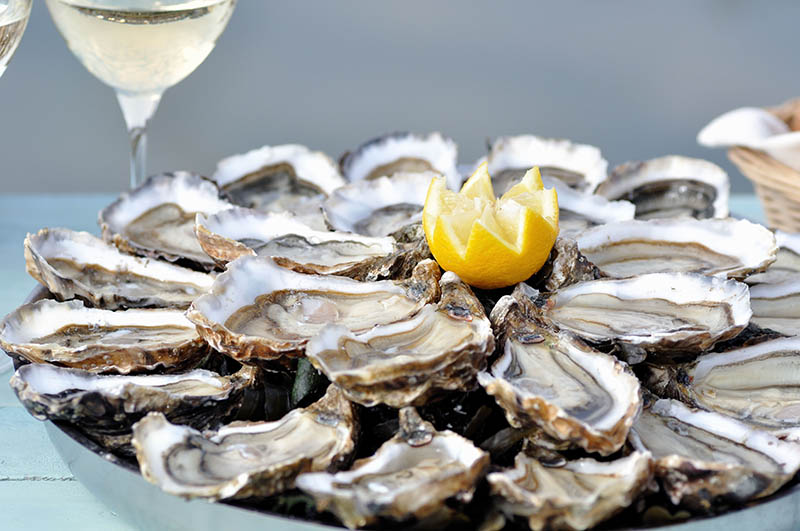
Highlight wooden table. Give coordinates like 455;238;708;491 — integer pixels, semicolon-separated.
0;193;764;530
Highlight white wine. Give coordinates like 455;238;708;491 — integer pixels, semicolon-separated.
45;0;236;95
0;0;31;77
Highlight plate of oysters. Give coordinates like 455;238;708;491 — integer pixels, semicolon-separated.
3;132;800;531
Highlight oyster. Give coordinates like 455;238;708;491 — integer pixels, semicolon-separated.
186;256;441;363
133;385;357;500
98;172;232;268
11;363;257;454
478;290;641;455
629;399;800;510
645;336;800;441
296;407;489;529
528;237;605;292
533;273;751;361
25;228;213;309
322;172;435;237
488;451;653;531
543;177;635;238
479;135;608;193
212;144;344;228
596;155;730;219
195;207;397;276
749;279;800;336
575;218;776;280
747;230;800;284
0;299;208;373
305;272;494;407
340;132;460;190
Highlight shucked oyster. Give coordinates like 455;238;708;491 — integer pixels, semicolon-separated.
195;207;397;278
99;172;232;268
0;299;208;373
322;172;435;237
747;230;800;285
576;218;776;280
629;399;800;510
25;228;213;309
133;385;356;500
749;278;800;336
186;256;441;363
11;363;257;454
478;288;641;455
596;156;730;219
488;451;653;531
296;407;489;529
305;272;493;407
340;132;461;190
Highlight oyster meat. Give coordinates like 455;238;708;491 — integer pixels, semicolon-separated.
488;451;653;531
629;399;800;510
340;132;460;190
133;385;356;500
296;407;489;529
186;256;441;363
576;218;776;280
596;155;730;219
749;279;800;336
0;299;208;373
11;363;257;454
98;172;232;268
25;228;213;309
747;230;800;284
478;289;641;455
305;272;494;407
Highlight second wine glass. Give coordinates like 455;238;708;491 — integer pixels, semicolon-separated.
45;0;237;188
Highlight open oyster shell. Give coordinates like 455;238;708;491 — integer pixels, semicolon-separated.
596;156;730;219
629;399;800;510
296;407;489;529
132;385;357;500
305;272;493;407
532;273;751;361
186;256;441;363
478;289;641;455
488;451;653;531
746;230;800;285
98;172;232;269
576;218;776;280
340;132;460;190
480;135;608;193
322;172;435;237
25;228;213;309
749;278;800;336
0;299;209;373
543;177;634;238
11;363;257;454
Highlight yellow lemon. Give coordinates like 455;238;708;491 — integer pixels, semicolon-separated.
423;163;558;289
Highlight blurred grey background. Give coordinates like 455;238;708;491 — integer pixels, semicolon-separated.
1;0;798;194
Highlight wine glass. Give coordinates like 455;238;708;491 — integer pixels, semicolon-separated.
45;0;237;188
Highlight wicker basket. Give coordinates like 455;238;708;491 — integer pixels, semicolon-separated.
728;98;800;231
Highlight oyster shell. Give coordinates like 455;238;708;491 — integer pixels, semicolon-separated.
212;144;344;228
645;336;800;441
596;156;730;219
747;230;800;285
11;363;257;454
0;299;208;373
478;289;641;455
629;399;800;510
488;451;653;531
576;218;776;280
480;135;608;193
340;132;460;190
25;228;213;309
528;237;605;292
296;407;489;529
749;279;800;336
98;172;232;268
132;385;357;500
186;256;441;363
322;172;435;237
305;272;494;407
543;177;635;238
533;273;751;361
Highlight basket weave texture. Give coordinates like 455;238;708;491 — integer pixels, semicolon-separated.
728;98;800;231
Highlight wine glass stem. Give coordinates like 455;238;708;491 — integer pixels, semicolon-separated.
116;91;162;189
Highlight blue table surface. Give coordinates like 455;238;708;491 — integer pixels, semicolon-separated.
0;193;765;530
